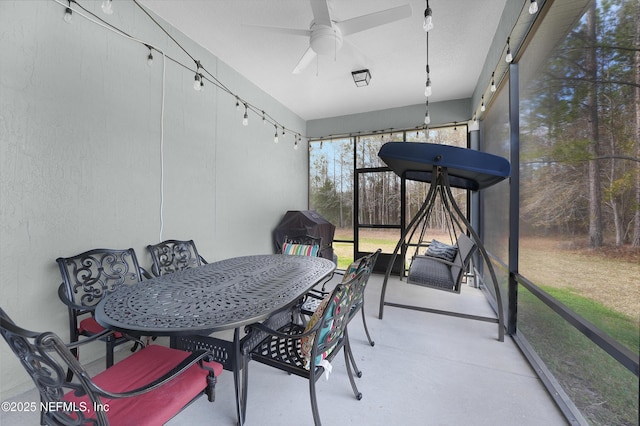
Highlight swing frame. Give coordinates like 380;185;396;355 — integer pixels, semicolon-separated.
378;165;505;342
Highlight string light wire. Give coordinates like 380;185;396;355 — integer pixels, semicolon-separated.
55;0;306;150
474;0;543;121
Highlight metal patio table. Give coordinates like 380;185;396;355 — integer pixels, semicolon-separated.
95;254;335;425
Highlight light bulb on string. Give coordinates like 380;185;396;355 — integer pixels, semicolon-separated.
424;31;431;97
64;1;73;23
423;1;433;32
481;95;486;112
262;111;266;124
235;97;240;110
274;125;279;143
424;101;431;125
101;0;113;15
490;72;496;92
194;73;203;91
529;0;539;14
294;136;299;150
193;61;203;91
505;37;513;63
242;104;249;126
147;47;154;67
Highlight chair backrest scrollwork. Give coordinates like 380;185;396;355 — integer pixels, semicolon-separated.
57;248;146;314
147;239;206;277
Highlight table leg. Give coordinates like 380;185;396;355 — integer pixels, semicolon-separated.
233;328;244;426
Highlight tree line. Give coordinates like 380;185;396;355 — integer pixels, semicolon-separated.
311;0;639;249
520;0;640;247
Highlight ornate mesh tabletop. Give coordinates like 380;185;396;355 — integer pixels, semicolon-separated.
95;254;335;336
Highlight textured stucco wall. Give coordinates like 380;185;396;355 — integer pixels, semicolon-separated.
0;0;306;398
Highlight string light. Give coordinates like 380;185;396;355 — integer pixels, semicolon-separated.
474;0;538;122
425;65;432;97
193;60;203;91
57;0;306;145
505;37;513;62
146;46;154;67
294;135;299;150
242;104;249;126
423;4;432;122
101;0;113;15
423;0;433;32
424;101;431;125
63;1;73;23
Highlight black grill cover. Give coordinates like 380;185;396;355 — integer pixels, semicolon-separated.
273;210;335;260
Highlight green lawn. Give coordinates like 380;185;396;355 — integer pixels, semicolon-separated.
335;232;639;425
518;286;638;426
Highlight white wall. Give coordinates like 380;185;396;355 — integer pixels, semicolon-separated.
0;0;306;398
306;99;472;139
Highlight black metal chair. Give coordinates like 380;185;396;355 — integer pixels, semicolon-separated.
146;239;208;277
56;248;151;376
300;250;381;347
241;269;369;426
0;307;222;426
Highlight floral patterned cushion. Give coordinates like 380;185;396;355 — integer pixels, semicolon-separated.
300;294;336;369
300;257;365;369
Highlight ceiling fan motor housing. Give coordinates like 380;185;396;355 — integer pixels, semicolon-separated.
310;23;343;55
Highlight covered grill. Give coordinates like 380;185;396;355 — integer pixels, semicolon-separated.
273;210;335;261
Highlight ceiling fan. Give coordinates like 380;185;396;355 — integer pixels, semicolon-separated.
249;0;412;74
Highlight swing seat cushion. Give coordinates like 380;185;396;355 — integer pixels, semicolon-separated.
408;256;456;290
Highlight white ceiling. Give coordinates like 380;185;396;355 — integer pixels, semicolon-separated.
138;0;508;121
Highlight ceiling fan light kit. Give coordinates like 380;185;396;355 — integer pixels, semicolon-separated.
351;69;371;87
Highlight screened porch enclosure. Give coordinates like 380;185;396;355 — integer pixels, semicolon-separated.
2;273;568;426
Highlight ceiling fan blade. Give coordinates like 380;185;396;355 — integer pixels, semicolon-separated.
337;4;412;36
342;39;371;69
292;47;317;74
242;24;311;37
310;0;332;26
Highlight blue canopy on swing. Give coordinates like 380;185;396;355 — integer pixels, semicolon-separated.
378;142;511;190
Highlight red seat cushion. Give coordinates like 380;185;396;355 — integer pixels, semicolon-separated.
79;317;124;339
63;345;223;425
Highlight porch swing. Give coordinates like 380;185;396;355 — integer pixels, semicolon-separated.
405;186;477;294
376;142;510;341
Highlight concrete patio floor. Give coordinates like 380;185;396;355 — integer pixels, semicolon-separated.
2;273;568;425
